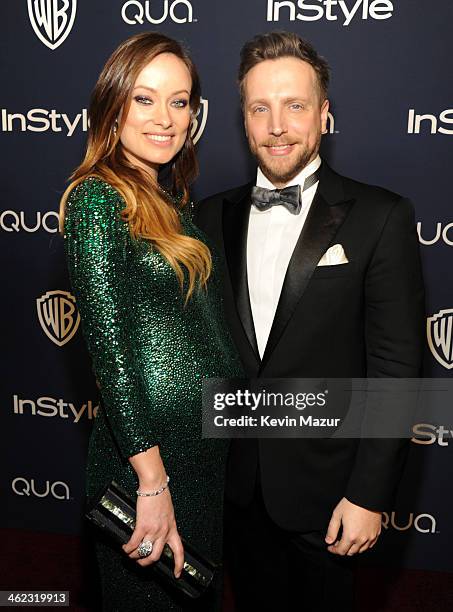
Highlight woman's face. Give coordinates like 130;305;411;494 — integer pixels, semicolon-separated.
119;52;192;178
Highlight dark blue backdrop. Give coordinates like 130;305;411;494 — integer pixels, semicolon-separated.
1;0;452;577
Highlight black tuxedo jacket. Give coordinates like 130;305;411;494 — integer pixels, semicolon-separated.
195;162;425;532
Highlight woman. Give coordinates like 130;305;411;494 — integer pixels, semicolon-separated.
59;32;242;611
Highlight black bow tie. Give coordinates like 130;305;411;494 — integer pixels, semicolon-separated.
251;168;320;215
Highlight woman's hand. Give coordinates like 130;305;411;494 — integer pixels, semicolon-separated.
124;447;184;577
122;488;184;576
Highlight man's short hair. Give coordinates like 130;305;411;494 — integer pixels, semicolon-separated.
238;31;330;107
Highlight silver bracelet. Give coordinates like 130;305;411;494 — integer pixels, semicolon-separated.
136;475;170;497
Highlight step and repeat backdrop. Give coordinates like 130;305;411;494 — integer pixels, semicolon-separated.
1;0;452;578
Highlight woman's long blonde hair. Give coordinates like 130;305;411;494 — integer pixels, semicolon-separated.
59;32;211;300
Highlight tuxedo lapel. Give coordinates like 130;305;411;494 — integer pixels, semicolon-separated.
260;164;355;371
222;184;260;364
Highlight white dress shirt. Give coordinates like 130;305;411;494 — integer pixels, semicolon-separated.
247;155;321;358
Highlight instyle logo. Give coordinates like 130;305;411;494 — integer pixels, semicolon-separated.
13;395;98;423
382;511;437;534
121;0;194;24
417;222;453;246
1;108;88;136
326;112;336;134
0;106;209;143
28;0;77;50
427;309;453;370
408;109;453;135
412;423;453;446
36;290;80;347
0;210;59;233
266;0;394;25
12;477;70;500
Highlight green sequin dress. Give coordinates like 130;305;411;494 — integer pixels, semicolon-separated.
63;177;243;611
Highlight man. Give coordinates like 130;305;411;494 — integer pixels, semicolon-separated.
195;32;424;611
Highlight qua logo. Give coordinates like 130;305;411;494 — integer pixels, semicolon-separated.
0;210;59;233
382;511;437;534
407;109;453;135
36;290;80;347
12;477;70;500
266;0;394;26
28;0;77;51
427;309;453;370
191;97;208;144
121;0;194;25
417;222;453;246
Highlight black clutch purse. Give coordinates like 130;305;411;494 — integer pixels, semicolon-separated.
85;480;218;600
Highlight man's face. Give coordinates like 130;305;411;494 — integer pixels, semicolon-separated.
243;57;329;188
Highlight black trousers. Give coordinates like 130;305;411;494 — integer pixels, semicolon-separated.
224;474;357;612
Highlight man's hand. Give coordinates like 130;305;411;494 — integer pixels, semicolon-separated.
325;497;382;556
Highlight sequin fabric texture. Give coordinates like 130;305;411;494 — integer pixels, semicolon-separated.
64;177;243;611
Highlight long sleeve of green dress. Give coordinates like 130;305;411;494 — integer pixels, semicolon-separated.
64;177;157;459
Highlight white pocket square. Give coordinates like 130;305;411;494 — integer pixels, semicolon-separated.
317;244;349;266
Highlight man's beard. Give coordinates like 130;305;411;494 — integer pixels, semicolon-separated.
250;135;321;186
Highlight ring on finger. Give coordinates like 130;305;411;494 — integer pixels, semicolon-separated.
137;539;153;558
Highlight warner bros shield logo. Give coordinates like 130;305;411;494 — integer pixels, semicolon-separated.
191;97;208;145
28;0;77;51
37;290;80;347
427;308;453;370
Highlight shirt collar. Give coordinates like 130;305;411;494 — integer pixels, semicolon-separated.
256;155;322;189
